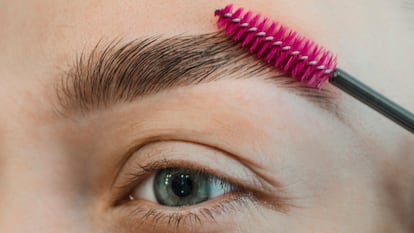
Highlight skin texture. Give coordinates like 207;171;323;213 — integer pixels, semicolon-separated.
0;0;414;232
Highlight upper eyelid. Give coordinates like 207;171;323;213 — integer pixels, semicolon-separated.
112;140;274;190
111;136;280;191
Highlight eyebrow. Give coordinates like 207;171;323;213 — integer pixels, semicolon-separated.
55;33;338;116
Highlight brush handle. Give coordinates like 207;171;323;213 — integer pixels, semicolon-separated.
329;68;414;134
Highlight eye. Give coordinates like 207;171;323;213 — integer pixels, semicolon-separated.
130;167;235;207
110;141;286;231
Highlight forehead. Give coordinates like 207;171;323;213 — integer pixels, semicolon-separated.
1;0;335;65
0;0;223;53
0;1;241;86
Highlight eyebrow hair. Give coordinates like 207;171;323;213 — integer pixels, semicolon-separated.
55;33;338;116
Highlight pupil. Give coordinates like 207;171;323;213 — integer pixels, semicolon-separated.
171;173;193;197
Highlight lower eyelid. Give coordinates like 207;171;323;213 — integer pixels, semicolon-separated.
118;191;256;230
126;191;249;210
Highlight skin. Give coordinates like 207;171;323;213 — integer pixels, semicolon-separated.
1;0;414;232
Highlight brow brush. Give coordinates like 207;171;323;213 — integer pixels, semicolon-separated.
214;4;414;134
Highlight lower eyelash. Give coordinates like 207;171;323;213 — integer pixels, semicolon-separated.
126;192;256;230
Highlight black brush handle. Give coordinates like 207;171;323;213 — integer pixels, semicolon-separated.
329;68;414;134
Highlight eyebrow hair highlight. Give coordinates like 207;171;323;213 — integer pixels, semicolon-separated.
56;33;338;116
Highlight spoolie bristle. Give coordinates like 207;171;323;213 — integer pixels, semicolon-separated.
214;4;337;88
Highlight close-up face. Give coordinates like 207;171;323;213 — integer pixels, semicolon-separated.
0;0;413;232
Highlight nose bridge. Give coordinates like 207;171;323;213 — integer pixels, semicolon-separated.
0;185;86;233
0;122;88;232
0;57;91;233
0;148;90;233
0;143;87;233
0;76;99;232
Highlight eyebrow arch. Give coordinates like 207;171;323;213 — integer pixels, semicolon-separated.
55;33;338;117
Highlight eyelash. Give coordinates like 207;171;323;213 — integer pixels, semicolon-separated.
126;192;253;229
113;160;257;229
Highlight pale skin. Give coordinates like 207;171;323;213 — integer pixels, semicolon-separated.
1;0;414;232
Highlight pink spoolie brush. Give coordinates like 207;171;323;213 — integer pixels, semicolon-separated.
214;4;414;133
